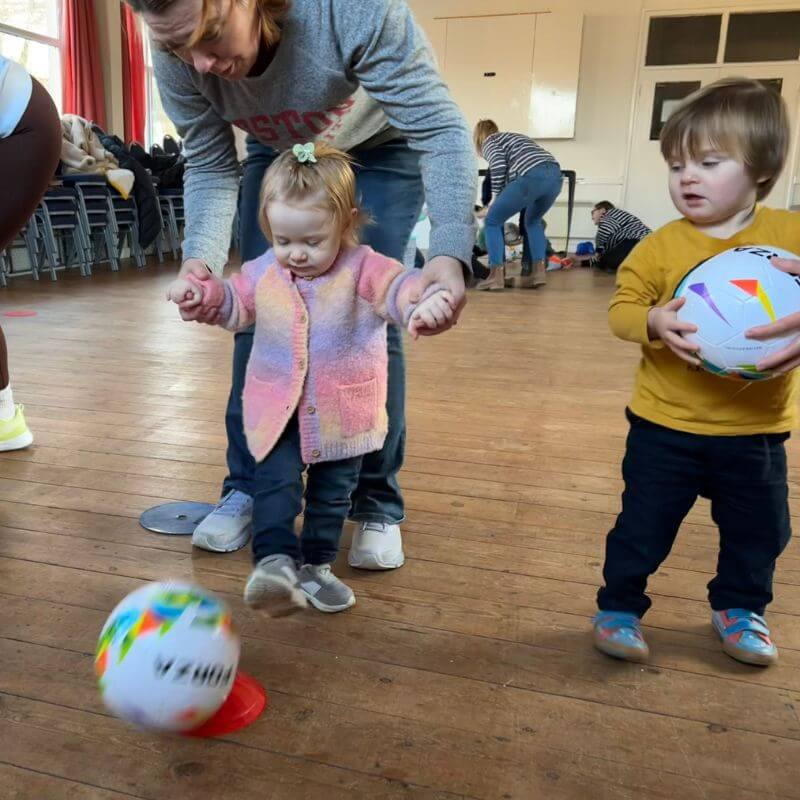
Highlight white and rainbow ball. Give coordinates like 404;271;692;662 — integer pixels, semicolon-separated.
675;245;800;380
95;581;240;733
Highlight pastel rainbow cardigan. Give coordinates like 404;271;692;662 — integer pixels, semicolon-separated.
194;245;437;464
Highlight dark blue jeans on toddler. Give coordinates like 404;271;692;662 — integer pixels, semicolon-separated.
251;414;363;566
597;409;791;618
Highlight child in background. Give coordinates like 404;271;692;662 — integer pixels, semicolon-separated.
168;142;454;618
595;78;799;666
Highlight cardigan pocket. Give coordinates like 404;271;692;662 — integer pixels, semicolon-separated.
338;378;378;437
243;372;280;431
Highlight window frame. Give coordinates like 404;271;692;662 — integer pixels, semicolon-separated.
642;6;800;70
142;32;178;150
0;3;63;111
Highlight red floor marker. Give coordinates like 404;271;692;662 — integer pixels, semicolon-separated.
184;671;267;738
4;310;37;318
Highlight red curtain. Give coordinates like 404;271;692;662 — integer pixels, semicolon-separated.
121;3;146;145
61;0;107;129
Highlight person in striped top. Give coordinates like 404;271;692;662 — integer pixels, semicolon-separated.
473;120;562;290
591;201;651;272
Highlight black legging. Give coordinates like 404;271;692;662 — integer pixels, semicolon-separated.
0;76;61;390
597;239;641;273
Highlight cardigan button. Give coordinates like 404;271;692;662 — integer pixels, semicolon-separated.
311;449;321;458
298;358;306;369
307;405;316;415
300;314;307;324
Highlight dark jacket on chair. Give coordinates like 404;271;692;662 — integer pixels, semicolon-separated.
92;128;162;248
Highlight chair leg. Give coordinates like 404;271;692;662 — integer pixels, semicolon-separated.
131;229;146;269
106;228;120;271
24;227;40;281
154;232;165;263
167;203;180;259
43;229;59;281
77;225;92;276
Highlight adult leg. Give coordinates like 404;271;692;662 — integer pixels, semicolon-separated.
483;181;526;265
0;326;8;391
0;78;61;249
478;179;527;291
520;165;563;288
347;140;423;569
0;77;60;450
192;139;278;552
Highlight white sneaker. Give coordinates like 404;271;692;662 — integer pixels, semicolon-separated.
348;522;405;570
192;489;253;553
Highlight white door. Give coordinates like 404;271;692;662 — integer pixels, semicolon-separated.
443;15;537;136
624;67;718;230
626;65;800;229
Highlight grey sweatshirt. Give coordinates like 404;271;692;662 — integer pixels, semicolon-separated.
153;0;477;273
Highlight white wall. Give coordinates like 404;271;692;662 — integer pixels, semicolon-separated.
408;0;644;248
93;1;800;248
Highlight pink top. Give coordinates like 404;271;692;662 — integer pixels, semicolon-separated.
193;245;437;464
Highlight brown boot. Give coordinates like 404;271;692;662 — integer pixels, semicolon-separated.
505;275;535;289
475;265;505;291
532;260;547;288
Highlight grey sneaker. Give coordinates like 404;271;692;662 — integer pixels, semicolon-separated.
244;554;308;617
192;490;253;553
298;564;356;613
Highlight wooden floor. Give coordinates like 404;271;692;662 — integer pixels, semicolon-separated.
1;261;799;800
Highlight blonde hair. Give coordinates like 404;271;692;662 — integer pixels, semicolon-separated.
259;143;368;246
660;77;789;200
124;0;289;50
473;119;499;155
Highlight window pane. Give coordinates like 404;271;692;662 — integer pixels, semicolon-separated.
646;15;722;66
0;0;60;39
148;76;179;147
143;36;178;148
725;12;800;63
650;81;701;140
0;32;61;112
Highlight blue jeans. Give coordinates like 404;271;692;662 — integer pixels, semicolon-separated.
222;137;424;526
485;162;562;266
251;414;362;565
598;410;791;618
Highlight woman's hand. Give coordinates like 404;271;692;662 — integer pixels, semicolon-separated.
747;257;800;373
408;255;466;334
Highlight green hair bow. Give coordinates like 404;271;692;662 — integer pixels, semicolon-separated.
292;142;317;164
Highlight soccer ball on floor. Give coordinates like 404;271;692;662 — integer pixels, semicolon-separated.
674;245;800;380
95;580;240;733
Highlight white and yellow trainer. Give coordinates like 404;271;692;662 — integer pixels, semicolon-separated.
0;405;33;451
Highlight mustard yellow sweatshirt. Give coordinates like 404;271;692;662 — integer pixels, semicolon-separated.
610;207;800;435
